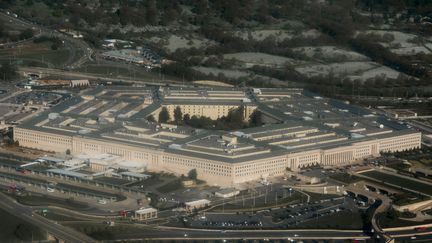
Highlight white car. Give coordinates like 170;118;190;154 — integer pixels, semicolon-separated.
98;199;107;205
47;187;55;193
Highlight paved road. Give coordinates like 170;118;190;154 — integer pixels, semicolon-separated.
408;120;432;134
18;66;180;85
106;225;432;241
104;226;369;241
0;192;96;243
0;11;93;69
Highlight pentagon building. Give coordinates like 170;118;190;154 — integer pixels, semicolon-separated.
14;86;421;186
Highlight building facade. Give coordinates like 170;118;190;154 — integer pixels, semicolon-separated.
13;86;423;187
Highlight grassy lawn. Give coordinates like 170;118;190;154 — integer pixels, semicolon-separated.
14;194;91;210
392;194;427;206
329;172;361;184
423;208;432;215
19;49;71;66
36;210;87;222
156;178;184;193
212;192;306;211
75;64;181;82
295;209;364;230
378;210;432;228
76;64;152;79
0;42;72;68
57;183;126;201
307;192;344;202
386;162;411;171
64;222;147;240
359;170;432;195
0;208;47;242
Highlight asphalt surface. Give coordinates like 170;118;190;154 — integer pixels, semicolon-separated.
0;11;93;69
0;192;96;243
111;226;370;241
19;66;179;85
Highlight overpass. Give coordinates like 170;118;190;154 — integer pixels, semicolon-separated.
344;181;396;242
0;192;95;243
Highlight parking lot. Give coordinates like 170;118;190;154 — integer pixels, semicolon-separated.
185;196;361;229
3;91;64;105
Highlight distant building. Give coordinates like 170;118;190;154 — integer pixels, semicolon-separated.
185;199;211;212
58;29;83;38
134;207;158;221
215;188;240;198
120;171;151;181
13;86;422;187
70;80;90;88
182;179;195;187
101;46;161;67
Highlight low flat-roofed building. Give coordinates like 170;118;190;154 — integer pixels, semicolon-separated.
185;199;211;211
70;80;90;87
215;188;240;198
134;207;158;221
120;171;151;181
47;168;93;180
39;156;65;165
13;86;422;187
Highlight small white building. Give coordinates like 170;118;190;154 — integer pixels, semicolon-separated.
39;156;65;165
86;154;119;172
70;79;90;87
185;199;211;212
134;207;157;221
215;188;240;198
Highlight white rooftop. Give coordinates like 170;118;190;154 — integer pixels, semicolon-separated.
185;199;211;207
135;207;157;214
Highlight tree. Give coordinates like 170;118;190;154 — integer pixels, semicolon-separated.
0;19;4;38
249;110;263;126
146;115;156;123
174;106;183;124
65;149;71;155
158;107;170;123
188;169;197;180
183;114;190;124
19;28;34;40
0;61;18;81
217;105;245;129
146;0;158;25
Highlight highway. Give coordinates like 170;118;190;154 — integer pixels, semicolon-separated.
104;224;432;241
18;66;180;85
0;11;93;69
107;226;370;241
0;192;96;243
